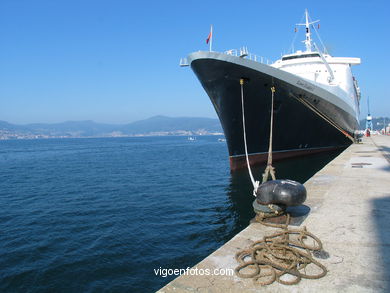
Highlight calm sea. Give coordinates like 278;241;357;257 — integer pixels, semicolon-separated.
0;136;340;292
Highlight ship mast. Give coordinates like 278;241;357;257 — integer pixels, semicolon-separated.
297;9;319;52
304;9;312;52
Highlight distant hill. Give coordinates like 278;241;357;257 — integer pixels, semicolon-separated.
120;116;222;134
359;116;390;130
0;116;223;139
25;121;117;136
0;120;30;132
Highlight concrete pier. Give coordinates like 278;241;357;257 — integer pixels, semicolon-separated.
158;136;390;292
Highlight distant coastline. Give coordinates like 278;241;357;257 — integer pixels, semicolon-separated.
1;115;388;140
0;131;224;140
0;116;223;140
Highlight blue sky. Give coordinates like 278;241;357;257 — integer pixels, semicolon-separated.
0;0;389;124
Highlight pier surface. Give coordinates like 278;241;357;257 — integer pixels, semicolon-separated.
158;136;390;292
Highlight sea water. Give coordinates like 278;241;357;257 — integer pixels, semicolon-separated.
0;136;341;292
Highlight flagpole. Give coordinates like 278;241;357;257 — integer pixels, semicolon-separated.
210;25;213;52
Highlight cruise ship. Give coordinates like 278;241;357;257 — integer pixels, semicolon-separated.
182;10;361;171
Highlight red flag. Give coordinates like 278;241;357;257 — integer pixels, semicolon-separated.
206;30;212;44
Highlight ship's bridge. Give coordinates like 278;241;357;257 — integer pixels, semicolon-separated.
281;52;321;61
273;51;361;66
272;50;360;93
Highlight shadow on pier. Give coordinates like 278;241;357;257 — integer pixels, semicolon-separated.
372;196;390;292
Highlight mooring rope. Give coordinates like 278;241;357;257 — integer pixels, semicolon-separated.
262;86;277;184
292;94;355;143
240;79;259;194
235;217;327;285
240;80;278;196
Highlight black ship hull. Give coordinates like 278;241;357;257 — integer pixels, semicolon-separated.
189;52;359;171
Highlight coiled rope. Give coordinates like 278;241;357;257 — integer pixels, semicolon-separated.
235;216;327;285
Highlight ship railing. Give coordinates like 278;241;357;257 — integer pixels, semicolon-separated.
224;47;272;64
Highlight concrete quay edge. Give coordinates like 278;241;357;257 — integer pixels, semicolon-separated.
158;136;390;293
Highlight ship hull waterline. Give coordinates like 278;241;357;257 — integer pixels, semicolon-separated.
188;52;358;171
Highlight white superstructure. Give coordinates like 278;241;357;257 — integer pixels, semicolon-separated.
271;9;361;118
